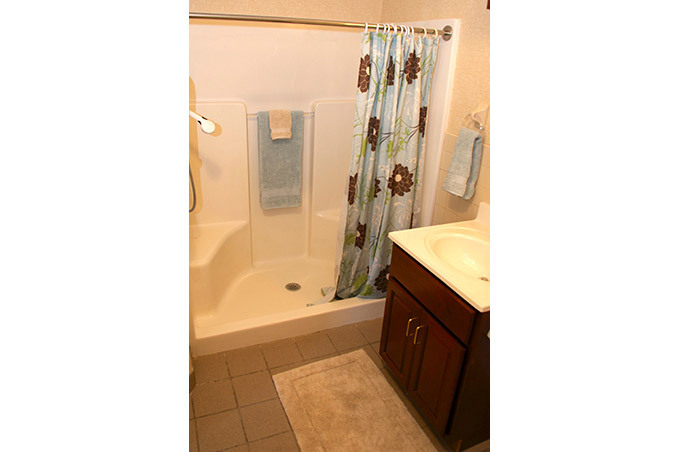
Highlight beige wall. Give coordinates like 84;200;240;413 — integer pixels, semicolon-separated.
382;0;490;223
190;0;490;223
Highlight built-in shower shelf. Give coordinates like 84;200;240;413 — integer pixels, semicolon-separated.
189;221;247;267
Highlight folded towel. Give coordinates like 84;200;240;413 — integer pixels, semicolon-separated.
257;111;303;209
269;109;292;140
442;128;483;199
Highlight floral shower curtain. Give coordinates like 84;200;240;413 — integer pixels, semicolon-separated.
336;29;440;299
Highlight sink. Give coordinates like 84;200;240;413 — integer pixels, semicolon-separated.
387;202;490;312
425;227;490;281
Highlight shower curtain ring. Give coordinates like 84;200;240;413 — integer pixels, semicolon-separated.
364;22;368;33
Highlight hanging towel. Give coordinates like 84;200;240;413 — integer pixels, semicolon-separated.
442;127;483;199
268;109;292;140
257;111;303;209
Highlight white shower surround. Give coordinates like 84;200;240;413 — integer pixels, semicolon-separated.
189;18;460;356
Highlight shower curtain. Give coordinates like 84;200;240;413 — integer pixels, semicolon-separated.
336;29;440;299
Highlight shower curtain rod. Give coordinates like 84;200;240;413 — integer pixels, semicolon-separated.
189;12;453;41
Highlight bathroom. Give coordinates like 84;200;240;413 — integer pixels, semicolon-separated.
9;0;680;451
189;0;489;451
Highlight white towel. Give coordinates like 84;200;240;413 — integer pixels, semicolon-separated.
269;109;292;140
442;128;483;199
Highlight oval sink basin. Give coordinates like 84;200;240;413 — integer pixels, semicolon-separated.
425;228;490;281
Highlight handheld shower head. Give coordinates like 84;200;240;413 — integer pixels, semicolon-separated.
189;110;216;134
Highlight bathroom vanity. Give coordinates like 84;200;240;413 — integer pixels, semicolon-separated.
379;205;490;451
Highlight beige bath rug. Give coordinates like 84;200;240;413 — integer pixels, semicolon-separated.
272;349;437;452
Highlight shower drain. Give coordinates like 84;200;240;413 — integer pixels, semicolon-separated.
285;282;302;292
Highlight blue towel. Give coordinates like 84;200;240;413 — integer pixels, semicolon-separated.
442;128;483;199
257;111;303;209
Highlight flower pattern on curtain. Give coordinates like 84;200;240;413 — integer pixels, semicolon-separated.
336;30;440;299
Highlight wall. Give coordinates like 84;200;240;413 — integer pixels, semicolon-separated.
381;0;490;223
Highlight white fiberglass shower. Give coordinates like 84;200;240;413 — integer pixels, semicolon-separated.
189;17;460;355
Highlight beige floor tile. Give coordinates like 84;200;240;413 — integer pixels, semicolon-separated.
224;445;249;452
362;344;385;369
194;352;230;384
189;420;198;452
260;339;303;368
371;341;381;354
269;360;307;375
356;317;384;343
294;332;335;360
248;431;300;452
192;379;237;417
225;345;267;377
195;409;246;452
326;324;368;351
240;399;291;442
232;370;277;406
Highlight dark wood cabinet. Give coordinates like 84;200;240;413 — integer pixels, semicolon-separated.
380;244;490;451
409;311;466;435
381;278;422;388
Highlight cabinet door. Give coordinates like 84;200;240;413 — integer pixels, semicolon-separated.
408;312;466;435
379;279;423;389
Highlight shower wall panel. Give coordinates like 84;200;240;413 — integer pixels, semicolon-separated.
246;114;314;263
190;21;362;264
310;101;355;262
188;102;249;225
189;21;361;109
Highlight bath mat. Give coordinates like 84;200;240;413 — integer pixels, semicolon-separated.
272;349;437;452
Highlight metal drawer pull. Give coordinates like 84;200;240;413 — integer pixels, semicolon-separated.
405;317;418;336
413;325;425;345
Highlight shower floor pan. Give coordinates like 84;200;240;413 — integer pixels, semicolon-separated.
191;257;385;356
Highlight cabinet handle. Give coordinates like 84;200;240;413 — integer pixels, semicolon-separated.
405;317;418;336
413;325;426;345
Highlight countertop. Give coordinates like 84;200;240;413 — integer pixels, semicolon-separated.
388;205;490;312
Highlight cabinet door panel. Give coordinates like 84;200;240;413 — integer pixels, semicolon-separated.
409;313;466;435
379;279;423;388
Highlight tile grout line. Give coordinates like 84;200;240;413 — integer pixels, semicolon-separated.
228;373;241;446
221;351;231;379
268;367;301;451
192;414;201;452
234;405;249;447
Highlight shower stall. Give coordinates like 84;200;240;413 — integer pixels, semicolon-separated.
189;15;460;355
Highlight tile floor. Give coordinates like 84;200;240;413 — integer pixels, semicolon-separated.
190;317;489;452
